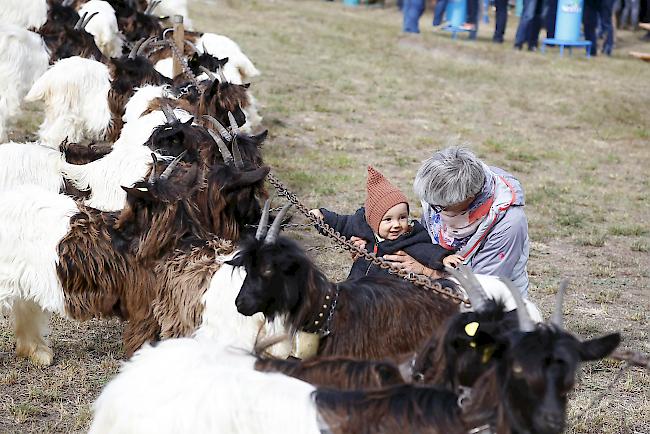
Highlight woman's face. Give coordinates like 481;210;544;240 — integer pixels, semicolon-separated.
434;195;476;215
377;203;409;240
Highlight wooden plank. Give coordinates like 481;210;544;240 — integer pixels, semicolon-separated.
172;15;184;79
629;51;650;62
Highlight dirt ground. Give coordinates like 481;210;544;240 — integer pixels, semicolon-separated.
1;0;649;432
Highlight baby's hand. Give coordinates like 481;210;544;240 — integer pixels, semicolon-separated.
309;209;324;220
443;254;464;269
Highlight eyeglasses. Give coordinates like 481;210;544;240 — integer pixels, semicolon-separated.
429;203;445;213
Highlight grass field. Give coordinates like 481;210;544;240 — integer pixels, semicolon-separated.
1;0;649;432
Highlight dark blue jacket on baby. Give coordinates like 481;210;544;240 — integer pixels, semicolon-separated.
318;207;452;280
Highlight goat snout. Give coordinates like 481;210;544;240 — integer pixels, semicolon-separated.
235;295;257;316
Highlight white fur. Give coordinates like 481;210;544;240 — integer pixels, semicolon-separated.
147;0;193;29
122;85;168;123
457;274;544;322
25;56;112;148
61;108;192;211
197;33;260;82
0;185;77;315
0;142;65;193
77;0;124;58
0;0;47;30
0;25;49;141
90;257;311;434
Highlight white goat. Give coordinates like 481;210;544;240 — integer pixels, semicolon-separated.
90;261;309;434
147;0;193;29
0;24;49;142
77;0;124;58
24;56;112;148
0;0;48;30
122;84;168;124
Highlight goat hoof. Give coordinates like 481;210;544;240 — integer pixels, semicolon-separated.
16;341;54;366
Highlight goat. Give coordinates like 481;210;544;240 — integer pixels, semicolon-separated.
77;0;125;58
0;137;270;366
0;25;50;142
0;0;49;30
229;204;459;360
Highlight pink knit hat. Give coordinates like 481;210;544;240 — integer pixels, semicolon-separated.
365;166;409;233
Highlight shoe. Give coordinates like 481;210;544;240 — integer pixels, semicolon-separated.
493;36;504;43
514;43;523;50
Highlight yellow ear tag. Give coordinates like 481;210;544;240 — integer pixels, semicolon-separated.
465;322;479;337
482;345;496;364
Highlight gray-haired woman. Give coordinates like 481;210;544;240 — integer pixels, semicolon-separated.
384;147;530;296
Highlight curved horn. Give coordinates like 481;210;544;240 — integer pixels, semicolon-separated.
551;279;568;328
216;65;227;83
202;115;232;141
255;199;271;241
62;0;75;7
446;264;490;312
74;12;88;30
159;150;187;180
199;66;217;81
499;277;536;333
207;129;233;165
145;0;161;15
80;11;99;30
202;41;208;53
129;38;146;59
184;40;199;54
162;28;174;40
148;153;158;184
264;204;292;245
232;140;243;169
227;111;240;136
136;36;156;57
161;105;177;124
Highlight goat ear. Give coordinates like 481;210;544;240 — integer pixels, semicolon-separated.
223;166;270;192
578;333;621;361
253;130;268;145
225;254;244;267
122;185;154;201
242;83;251;89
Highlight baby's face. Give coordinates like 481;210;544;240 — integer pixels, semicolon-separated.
378;203;409;240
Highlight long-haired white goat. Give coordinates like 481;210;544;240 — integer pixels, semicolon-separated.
77;0;124;58
0;24;50;142
0;0;48;30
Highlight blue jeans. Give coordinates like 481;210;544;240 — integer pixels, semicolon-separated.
403;0;426;32
493;0;509;40
433;0;449;25
514;0;545;47
584;0;614;55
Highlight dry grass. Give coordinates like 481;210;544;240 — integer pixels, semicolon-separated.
1;0;649;432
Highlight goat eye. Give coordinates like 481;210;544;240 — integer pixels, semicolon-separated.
261;266;273;278
512;363;524;375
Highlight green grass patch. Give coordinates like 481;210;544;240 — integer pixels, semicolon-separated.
608;224;648;237
631;240;649;253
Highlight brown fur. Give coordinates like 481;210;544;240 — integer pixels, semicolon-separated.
254;356;406;390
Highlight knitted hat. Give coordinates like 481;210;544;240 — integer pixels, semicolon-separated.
365;165;409;233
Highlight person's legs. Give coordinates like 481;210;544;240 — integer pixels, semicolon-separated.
403;0;426;32
544;0;558;37
630;0;640;27
583;0;600;55
515;0;537;47
433;0;450;25
466;0;480;27
494;0;509;41
600;0;615;54
527;0;545;48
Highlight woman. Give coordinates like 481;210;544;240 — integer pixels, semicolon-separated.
380;147;530;296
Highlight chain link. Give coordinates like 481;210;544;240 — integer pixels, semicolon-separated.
165;37;199;86
266;172;468;305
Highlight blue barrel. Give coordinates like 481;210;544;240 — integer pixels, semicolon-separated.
515;0;523;16
343;0;359;5
445;0;467;27
554;0;584;41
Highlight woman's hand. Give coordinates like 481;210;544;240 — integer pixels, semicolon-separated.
384;251;427;274
309;209;324;220
350;236;367;260
442;254;464;269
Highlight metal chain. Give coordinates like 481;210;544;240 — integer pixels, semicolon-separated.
266;172;468;305
165;37;198;86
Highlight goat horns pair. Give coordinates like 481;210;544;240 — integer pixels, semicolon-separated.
500;277;568;333
74;11;99;31
161;104;178;124
256;200;292;244
129;36;156;59
206;128;243;169
145;0;161;15
446;264;491;313
148;150;187;184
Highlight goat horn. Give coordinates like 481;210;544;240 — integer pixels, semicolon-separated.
255;199;271;241
551;279;568;328
232;139;244;169
74;12;88;30
148;153;158;184
128;38;146;59
159;150;187;181
207;129;233;165
62;0;75;7
184;40;199;54
202;41;208;53
81;11;99;30
264;204;292;245
202;115;232;141
162;28;173;40
199;66;217;81
499;277;536;333
446;264;490;312
161;105;178;124
227;111;240;136
145;0;161;15
216;65;227;83
136;36;157;57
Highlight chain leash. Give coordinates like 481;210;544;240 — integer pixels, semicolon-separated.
266;172;468;305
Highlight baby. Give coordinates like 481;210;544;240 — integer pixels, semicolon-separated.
310;166;462;280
